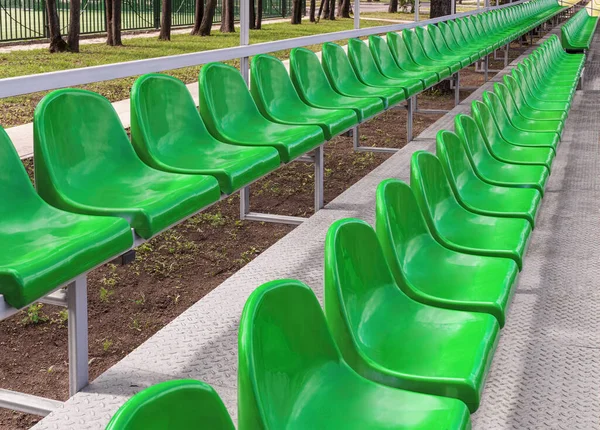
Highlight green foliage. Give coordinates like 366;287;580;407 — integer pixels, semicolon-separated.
21;303;49;325
99;286;114;303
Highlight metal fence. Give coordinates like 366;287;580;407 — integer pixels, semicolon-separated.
0;0;294;42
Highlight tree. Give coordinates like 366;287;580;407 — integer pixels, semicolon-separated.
67;0;81;51
340;0;350;17
388;0;398;12
106;0;123;45
291;0;302;24
255;0;263;29
322;0;330;18
309;0;316;21
198;0;217;35
250;0;256;29
327;0;336;20
46;0;67;52
191;0;204;34
220;0;235;32
159;0;172;40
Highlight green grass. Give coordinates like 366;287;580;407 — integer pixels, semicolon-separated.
0;18;389;127
360;11;428;20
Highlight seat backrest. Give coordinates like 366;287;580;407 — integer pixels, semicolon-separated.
369;34;401;75
481;91;512;129
106;379;235;430
321;42;365;92
438;21;461;50
324;218;412;370
289;47;339;103
198;62;270;141
414;26;441;57
454;112;493;169
503;74;527;107
410;150;462;230
447;20;468;45
130;73;224;169
238;279;342;429
386;31;420;70
347;37;385;82
401;29;430;64
0;125;44;215
471;98;511;152
375;178;432;287
436;130;480;196
34;89;148;209
250;54;306;116
491;82;519;118
426;24;451;54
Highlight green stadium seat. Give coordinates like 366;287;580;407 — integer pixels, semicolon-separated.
321;42;406;108
324;218;499;411
561;8;598;51
130;73;281;195
289;47;385;122
34;89;221;240
471;99;555;170
437;130;541;228
402;29;460;74
511;68;570;112
238;279;471;429
410;151;532;269
375;178;518;327
368;35;438;88
347;38;423;98
414;26;471;68
198;62;325;164
106;379;235;430
427;23;478;65
250;54;358;140
455;113;550;196
387;31;452;81
0;125;132;309
502;75;567;123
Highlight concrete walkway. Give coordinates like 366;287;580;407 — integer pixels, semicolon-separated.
33;27;600;430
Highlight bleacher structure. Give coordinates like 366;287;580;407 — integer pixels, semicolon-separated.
1;0;599;427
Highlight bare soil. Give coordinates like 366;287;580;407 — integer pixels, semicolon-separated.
0;48;531;429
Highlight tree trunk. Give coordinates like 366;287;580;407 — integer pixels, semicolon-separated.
46;0;67;52
67;0;80;51
159;0;172;40
199;0;217;35
388;0;398;12
249;0;256;29
191;0;204;34
430;0;452;91
317;0;325;20
309;0;316;21
106;0;113;45
322;0;330;18
327;0;335;20
220;0;235;32
255;0;263;29
336;0;342;17
291;0;302;23
112;0;123;45
340;0;350;17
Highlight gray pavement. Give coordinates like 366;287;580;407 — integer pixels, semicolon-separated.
33;27;600;430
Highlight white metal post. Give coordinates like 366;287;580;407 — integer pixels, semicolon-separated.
240;0;250;219
67;275;88;396
314;145;324;210
354;0;359;29
451;0;456;15
415;0;419;21
352;126;359;150
407;97;414;142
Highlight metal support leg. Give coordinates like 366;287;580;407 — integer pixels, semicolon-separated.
530;30;533;46
240;185;250;220
314;145;324;211
407;97;414;143
504;43;509;67
484;55;489;82
352;126;359;150
454;72;460;106
67;275;88;397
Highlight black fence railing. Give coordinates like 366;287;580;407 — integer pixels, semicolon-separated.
0;0;295;42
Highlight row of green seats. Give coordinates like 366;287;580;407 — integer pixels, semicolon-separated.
561;7;599;52
105;29;584;430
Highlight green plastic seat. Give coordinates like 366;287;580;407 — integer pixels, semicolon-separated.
481;93;560;152
289;47;384;122
375;178;518;327
0;126;132;309
321;42;406;108
347;38;423;98
455;113;550;196
427;23;478;64
414;26;470;69
326;218;500;411
198;63;325;164
251;54;358;140
130;74;281;195
34;89;221;240
487;86;564;135
524;56;578;93
387;31;452;81
561;8;598;51
368;35;438;88
238;279;471;429
511;68;569;112
516;63;572;105
445;20;486;58
106;379;235;430
502;74;567;123
402;29;460;74
471;100;555;170
436;22;480;64
437;130;541;228
410;151;532;269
